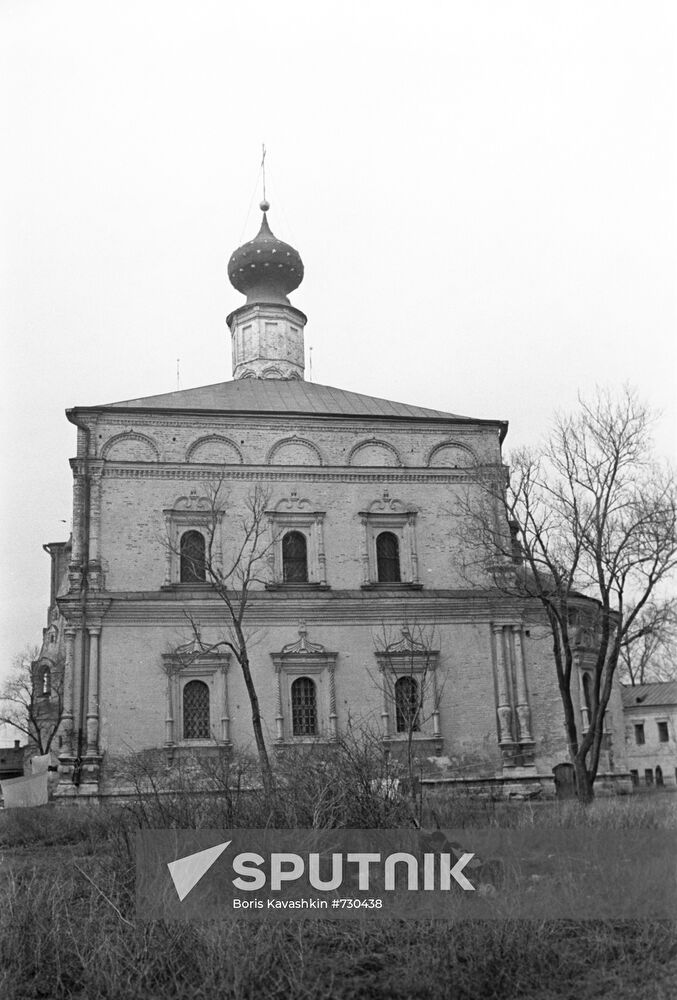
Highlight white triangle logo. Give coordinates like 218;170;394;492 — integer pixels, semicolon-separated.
167;841;231;902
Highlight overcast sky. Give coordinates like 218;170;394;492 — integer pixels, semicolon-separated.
1;0;675;694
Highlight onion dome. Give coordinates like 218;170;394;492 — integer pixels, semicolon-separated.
228;203;304;305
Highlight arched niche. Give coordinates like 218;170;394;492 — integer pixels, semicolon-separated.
426;441;477;468
186;436;243;464
348;440;402;467
101;431;160;462
267;438;324;466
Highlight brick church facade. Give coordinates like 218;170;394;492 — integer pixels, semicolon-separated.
38;205;627;798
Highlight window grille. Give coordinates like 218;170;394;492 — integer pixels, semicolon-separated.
395;676;420;733
376;532;401;582
180;530;206;583
183;680;210;739
291;676;317;736
282;531;308;583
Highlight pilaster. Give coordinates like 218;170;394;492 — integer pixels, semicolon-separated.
85;625;101;755
60;626;77;755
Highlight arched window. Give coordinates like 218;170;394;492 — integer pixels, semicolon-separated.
582;673;593;717
180;530;206;583
182;680;210;740
376;532;401;583
395;676;420;733
291;676;317;736
282;531;308;583
656;765;664;787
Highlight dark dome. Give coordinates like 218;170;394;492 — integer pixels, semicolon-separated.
228;212;304;304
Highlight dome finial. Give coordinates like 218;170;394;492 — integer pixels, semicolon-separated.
260;143;269;213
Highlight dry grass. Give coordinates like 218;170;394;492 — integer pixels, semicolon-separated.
1;749;676;999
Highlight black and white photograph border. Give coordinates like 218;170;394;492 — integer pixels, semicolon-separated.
1;2;676;998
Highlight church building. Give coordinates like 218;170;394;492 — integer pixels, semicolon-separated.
39;204;627;798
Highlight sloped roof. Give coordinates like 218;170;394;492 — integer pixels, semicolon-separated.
80;379;503;427
621;681;677;709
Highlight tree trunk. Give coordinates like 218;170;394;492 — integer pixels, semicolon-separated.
235;635;274;797
573;754;594;803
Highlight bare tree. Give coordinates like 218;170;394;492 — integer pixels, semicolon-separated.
165;482;277;793
619;597;677;685
460;387;677;802
0;646;65;754
372;623;443;825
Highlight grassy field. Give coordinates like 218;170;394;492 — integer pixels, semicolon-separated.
1;761;676;999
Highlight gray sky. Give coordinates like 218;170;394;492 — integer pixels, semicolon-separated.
1;0;675;686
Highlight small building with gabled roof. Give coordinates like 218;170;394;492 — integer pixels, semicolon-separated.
622;681;677;789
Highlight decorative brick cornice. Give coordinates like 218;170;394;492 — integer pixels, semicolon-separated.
99;465;493;484
90;414;493;437
85;589;537;628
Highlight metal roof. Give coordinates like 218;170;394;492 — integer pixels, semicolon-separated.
95;378;497;424
621;681;677;709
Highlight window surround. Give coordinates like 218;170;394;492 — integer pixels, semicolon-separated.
374;629;441;743
359;492;421;589
657;720;669;743
634;722;646;746
162;489;224;588
266;492;328;589
271;623;338;742
162;647;231;747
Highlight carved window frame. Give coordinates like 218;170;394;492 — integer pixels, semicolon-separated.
374;634;440;742
359;493;420;588
162;490;224;588
162;651;231;747
266;493;328;588
271;626;338;742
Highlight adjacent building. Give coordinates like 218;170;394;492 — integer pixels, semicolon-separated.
622;681;677;788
